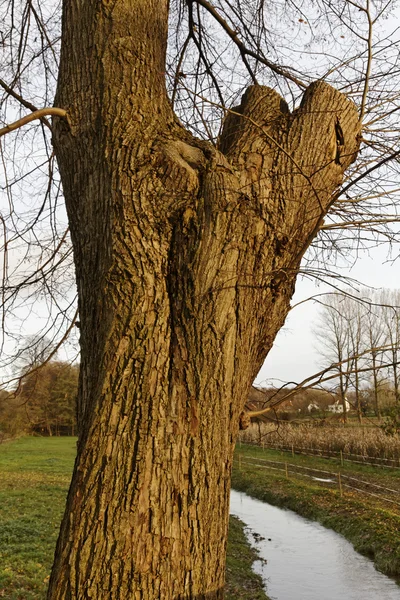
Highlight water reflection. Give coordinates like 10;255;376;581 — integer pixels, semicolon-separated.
230;490;400;600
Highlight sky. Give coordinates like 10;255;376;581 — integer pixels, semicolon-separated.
253;3;400;389
1;1;400;391
255;246;399;387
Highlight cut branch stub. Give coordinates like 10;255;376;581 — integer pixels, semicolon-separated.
219;85;289;158
219;80;360;258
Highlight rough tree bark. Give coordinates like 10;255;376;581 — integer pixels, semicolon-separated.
47;1;360;598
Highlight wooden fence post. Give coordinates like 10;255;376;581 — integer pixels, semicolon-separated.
338;472;343;498
340;450;344;467
285;462;288;479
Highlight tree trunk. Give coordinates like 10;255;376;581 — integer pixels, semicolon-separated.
354;359;363;424
47;2;360;598
338;352;348;424
45;408;53;437
392;353;400;404
371;352;381;418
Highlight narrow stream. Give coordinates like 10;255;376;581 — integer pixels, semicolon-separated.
230;490;400;600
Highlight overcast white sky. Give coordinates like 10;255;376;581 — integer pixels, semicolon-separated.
256;245;399;387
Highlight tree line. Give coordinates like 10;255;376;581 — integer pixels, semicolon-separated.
0;361;78;439
315;289;400;421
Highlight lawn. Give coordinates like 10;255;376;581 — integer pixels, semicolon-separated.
0;437;76;599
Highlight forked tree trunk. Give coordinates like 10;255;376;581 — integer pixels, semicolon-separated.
48;2;360;598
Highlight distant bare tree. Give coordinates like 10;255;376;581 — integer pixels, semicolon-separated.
313;288;400;421
380;289;400;404
347;299;365;422
314;294;356;421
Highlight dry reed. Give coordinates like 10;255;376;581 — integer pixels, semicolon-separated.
239;422;400;461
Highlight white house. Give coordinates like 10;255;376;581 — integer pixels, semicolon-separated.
327;398;351;413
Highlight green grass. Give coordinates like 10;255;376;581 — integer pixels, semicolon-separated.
233;444;400;582
0;437;268;600
225;516;268;600
0;437;77;475
237;442;400;484
0;438;76;600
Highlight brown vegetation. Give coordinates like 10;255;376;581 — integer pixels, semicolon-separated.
0;362;78;438
240;421;400;461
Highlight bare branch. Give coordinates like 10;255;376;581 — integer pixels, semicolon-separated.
247;343;400;418
359;0;373;122
193;0;307;88
0;107;67;137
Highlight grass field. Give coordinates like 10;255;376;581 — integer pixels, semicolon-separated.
0;438;76;599
0;437;268;600
232;443;400;582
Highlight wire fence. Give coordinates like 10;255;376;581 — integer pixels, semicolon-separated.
238;440;400;469
234;453;400;509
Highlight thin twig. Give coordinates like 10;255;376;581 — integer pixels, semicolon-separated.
359;0;373;123
194;0;307;88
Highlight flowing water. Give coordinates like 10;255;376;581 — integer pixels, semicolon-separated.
230;490;400;600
